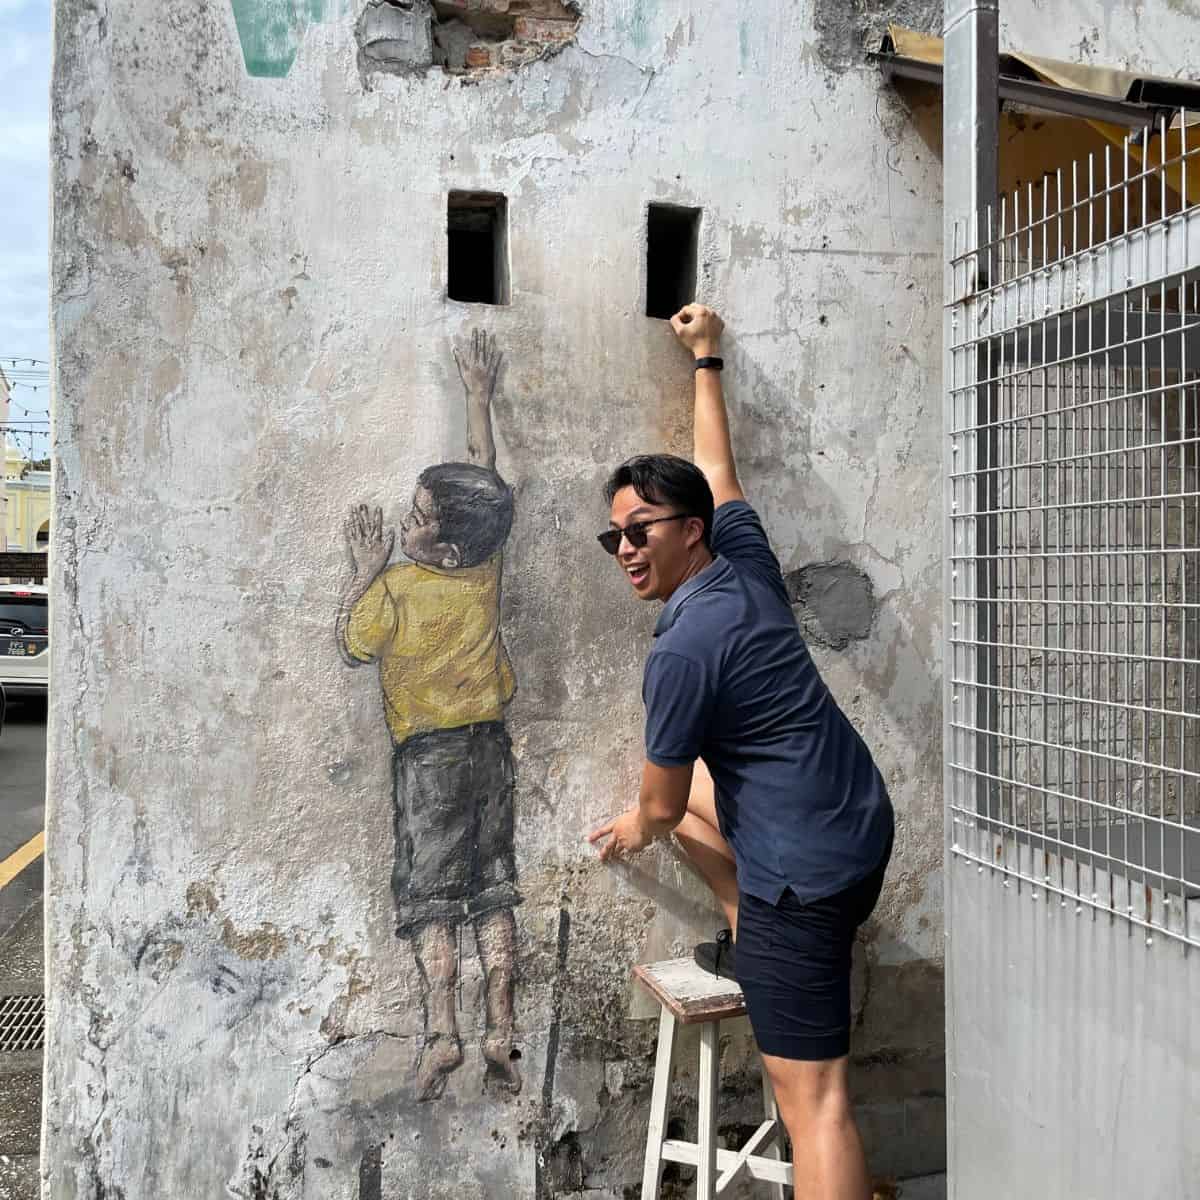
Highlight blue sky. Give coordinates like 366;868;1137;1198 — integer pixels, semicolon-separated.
0;0;50;459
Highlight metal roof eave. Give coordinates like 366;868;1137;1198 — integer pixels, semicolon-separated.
873;48;1176;131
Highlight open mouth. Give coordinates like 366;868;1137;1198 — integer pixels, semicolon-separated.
626;563;650;587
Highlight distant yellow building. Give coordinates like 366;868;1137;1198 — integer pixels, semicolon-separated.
4;442;50;553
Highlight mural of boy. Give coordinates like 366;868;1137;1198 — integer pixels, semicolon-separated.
335;330;521;1101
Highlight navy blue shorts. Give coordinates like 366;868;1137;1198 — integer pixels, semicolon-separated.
736;839;892;1061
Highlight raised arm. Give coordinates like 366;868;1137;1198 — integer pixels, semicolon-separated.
670;304;745;507
454;328;502;471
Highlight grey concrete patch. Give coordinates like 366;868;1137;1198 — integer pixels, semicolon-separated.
812;0;941;72
786;561;876;650
356;0;435;76
0;1154;40;1200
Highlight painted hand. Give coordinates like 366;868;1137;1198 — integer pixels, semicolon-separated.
670;303;724;359
454;328;503;398
587;807;653;863
344;503;395;580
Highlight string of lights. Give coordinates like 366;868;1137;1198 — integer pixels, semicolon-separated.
0;354;52;457
6;401;46;418
1;355;51;402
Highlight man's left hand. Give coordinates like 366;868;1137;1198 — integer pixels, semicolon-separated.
587;807;653;862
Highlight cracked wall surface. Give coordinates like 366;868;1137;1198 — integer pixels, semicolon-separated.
47;0;1200;1195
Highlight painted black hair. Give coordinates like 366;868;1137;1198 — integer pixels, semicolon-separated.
418;463;514;568
603;454;714;549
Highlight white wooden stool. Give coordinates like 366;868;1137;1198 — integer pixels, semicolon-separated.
634;958;792;1198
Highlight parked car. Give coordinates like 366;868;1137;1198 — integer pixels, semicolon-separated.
0;681;6;739
0;584;49;698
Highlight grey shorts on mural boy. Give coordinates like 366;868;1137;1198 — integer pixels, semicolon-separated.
390;720;520;935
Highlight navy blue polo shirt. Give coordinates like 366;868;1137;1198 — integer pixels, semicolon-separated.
643;501;894;905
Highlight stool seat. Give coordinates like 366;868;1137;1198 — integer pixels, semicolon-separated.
635;957;790;1199
633;957;746;1024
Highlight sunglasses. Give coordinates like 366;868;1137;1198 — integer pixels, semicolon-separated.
597;513;689;555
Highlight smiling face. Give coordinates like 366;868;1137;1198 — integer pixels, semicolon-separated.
400;485;460;568
607;485;708;602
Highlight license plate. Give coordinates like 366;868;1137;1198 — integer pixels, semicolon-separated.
5;641;41;657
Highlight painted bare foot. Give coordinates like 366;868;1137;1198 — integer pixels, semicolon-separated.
482;1034;523;1095
416;1033;463;1102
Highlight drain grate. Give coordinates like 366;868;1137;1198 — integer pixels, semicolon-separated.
0;994;45;1052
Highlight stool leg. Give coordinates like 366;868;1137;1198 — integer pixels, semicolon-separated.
641;1008;677;1199
761;1065;787;1200
696;1020;719;1200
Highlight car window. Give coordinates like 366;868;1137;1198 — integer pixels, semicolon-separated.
0;599;48;633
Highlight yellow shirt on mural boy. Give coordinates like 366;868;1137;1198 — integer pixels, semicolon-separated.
345;556;515;745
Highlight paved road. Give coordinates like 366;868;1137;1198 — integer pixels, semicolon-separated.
0;697;46;1200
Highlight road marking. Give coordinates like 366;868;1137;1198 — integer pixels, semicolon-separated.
0;831;44;891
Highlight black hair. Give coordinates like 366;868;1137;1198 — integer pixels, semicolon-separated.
603;454;714;549
417;463;514;567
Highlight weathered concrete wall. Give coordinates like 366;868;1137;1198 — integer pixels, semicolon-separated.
45;1;956;1195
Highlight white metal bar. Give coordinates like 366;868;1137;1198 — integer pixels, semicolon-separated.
964;206;1200;340
945;109;1200;949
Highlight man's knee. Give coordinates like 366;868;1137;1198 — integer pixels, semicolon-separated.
764;1055;854;1121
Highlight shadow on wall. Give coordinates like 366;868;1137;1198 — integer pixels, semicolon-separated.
335;330;523;1102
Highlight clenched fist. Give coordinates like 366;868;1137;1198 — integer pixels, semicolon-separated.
670;304;724;359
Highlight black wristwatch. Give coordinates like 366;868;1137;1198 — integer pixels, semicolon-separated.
694;356;724;372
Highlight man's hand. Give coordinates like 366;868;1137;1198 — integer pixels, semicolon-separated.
344;503;395;581
454;328;503;398
670;304;725;359
587;807;654;863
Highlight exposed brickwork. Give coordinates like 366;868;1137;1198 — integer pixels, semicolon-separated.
432;0;580;74
512;16;575;41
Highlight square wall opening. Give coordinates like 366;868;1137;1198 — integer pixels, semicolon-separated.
646;203;701;319
448;191;509;306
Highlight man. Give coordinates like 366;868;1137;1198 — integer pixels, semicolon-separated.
588;305;894;1200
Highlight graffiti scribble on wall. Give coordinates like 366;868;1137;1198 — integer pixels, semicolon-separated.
336;331;521;1102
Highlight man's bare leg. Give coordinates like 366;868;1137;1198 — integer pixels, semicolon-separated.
412;920;464;1100
761;1053;871;1200
672;760;741;934
474;907;522;1094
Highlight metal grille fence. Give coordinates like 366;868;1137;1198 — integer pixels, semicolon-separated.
947;113;1200;947
0;994;45;1053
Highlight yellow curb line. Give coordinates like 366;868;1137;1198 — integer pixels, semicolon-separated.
0;831;44;891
